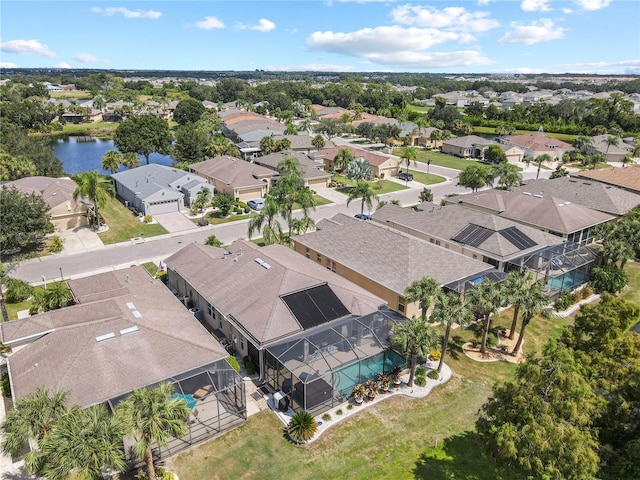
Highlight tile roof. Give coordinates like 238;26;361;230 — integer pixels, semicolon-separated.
292;213;493;295
1;267;227;408
164;241;385;345
573;167;640;194
502;133;574;152
189;156;275;188
514;177;640;215
442;135;496;148
316;146;397;167
372;203;564;260
252;151;330;181
2;176;81;210
452;189;615;234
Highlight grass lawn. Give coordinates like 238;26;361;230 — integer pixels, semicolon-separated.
202;211;252;225
394;148;481;171
4;300;30;321
98;196;167;244
472;126;577;144
407;170;446;185
50;90;93;100
620;260;640;306
334;175;408;195
60;122;118;138
171;295;576;480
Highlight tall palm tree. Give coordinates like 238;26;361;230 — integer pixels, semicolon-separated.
247;196;283;245
503;271;535;340
101;150;122;174
601;239;633;269
312;135;325;150
399;146;417;184
1;388;69;458
511;282;550;355
333;148;354;172
430;291;473;373
392;317;439;387
533;153;552;180
121;152;140;169
346;180;379;217
603;135;619;162
404;276;440;322
290;215;315;236
468;280;505;354
72;171;115;230
492;162;522;190
573;135;594;155
116;383;190;480
29;405;126;480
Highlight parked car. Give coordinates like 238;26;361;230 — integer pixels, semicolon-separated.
397;171;414;181
247;199;264;211
354;213;372;220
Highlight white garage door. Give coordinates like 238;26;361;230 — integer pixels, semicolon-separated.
147;199;180;215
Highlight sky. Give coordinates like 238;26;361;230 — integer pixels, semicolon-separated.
1;0;639;74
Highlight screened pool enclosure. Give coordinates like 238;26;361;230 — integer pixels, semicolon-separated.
264;307;407;416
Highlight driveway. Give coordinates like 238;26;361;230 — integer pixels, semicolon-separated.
154;212;200;233
56;227;104;255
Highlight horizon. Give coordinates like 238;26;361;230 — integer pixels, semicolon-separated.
1;1;639;75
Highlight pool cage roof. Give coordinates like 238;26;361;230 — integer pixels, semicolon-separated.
443;269;507;295
107;358;242;410
506;241;599;277
266;307;407;385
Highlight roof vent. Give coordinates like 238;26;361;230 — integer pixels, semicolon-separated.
120;326;139;335
132;310;142;319
126;302;136;310
262;262;271;270
534;194;543;198
522;192;531;196
255;258;265;266
96;332;115;342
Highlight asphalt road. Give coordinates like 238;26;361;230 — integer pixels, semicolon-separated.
11;155;552;284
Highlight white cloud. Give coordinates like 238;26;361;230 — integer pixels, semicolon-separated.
390;5;500;32
195;16;225;30
0;62;18;68
250;19;276;32
91;7;161;19
265;63;356;72
0;39;56;57
365;50;494;68
54;62;70;68
563;8;574;13
558;59;640;74
75;53;100;63
520;0;551;12
477;0;495;5
574;0;612;11
499;19;566;45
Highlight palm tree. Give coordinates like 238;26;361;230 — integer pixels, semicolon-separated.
492;162;522;190
503;271;534;340
603;135;619;162
343;157;374;181
430;291;473;373
1;388;69;458
392;317;439;387
30;405;126;480
247;196;283;245
467;280;505;354
312;135;325;150
72;171;115;230
621;153;634;167
533;153;552;180
404;276;440;322
429;129;442;148
601;239;633;269
399;146;417;184
573;135;594;155
290;215;315;236
101;150;122;174
288;410;318;443
121;152;140;169
43;282;73;311
511;282;550;355
193;187;212;217
116;383;190;480
333;148;354;172
346;180;379;217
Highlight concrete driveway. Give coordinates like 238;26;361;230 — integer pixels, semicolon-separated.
154;212;200;233
57;227;104;255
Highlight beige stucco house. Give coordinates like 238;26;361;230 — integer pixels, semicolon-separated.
316;146;400;179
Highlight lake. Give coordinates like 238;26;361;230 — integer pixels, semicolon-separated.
54;136;174;175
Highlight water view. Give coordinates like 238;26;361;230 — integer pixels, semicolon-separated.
53;136;175;175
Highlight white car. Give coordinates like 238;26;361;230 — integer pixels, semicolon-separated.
247;199;265;211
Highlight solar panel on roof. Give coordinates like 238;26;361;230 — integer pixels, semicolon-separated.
499;226;537;250
451;224;494;247
282;284;350;330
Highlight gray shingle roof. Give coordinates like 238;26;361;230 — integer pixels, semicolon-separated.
292;214;493;295
2;176;80;210
164;241;385;346
111;164;206;201
189;156;275;188
2;267;227;408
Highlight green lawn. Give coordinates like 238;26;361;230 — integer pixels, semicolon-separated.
334;175;408;195
171;295;577;480
60;122;118;138
472;126;578;144
394;148;480;171
98;196;167;244
620;260;640;306
202;211;252;225
407;170;446;185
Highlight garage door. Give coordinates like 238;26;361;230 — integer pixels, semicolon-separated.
307;178;329;189
147;199;181;215
238;188;263;203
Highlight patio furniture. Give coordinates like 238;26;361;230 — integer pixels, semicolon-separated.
193;385;213;400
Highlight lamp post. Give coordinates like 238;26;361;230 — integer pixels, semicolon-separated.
59;267;64;281
41;275;47;290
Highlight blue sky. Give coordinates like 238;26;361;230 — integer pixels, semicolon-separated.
1;1;638;74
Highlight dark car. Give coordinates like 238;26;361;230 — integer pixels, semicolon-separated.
354;213;372;220
397;171;414;181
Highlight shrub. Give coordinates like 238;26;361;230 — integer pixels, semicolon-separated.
143;215;153;223
554;290;573;311
415;367;426;378
1;373;11;397
572;291;582;304
346;404;353;410
243;356;256;375
288;410;318;443
322;413;331;421
427;369;439;380
197;218;209;227
226;356;240;372
5;278;33;303
205;235;223;247
428;349;441;361
190;207;198;216
336;409;343;415
486;334;499;348
49;235;64;253
581;285;593;298
414;376;427;387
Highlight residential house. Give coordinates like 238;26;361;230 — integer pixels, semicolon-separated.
441;135;496;159
500;133;574;160
164;240;406;415
251;151;331;190
584;135;634;162
316;146;400;179
220;111;285;143
291;213;502;318
0;267;245;458
111;164;214;216
513;177;640;216
189;156;275;202
248;134;317;155
572;167;640;194
1;176;89;230
447;188;615;244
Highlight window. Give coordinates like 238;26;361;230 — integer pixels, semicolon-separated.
317;253;322;263
305;247;310;258
207;303;214;318
240;338;244;350
435;240;441;246
398;296;405;313
327;259;336;272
